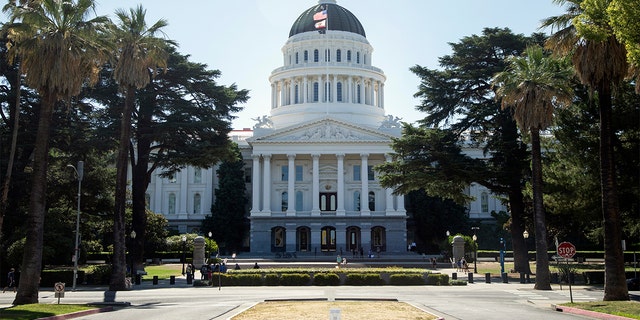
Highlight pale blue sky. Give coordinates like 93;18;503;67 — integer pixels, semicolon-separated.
92;1;567;130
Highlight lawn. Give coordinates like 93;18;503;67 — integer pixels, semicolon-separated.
141;264;184;280
561;301;640;319
0;304;97;320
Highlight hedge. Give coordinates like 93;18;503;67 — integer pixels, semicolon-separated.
426;273;449;285
345;273;385;286
313;273;340;286
389;274;425;285
279;273;311;286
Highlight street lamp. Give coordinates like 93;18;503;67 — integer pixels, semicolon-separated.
499;237;506;275
67;161;83;291
471;226;479;274
181;235;187;275
208;232;212;263
130;230;136;281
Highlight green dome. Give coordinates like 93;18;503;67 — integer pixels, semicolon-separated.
289;2;366;38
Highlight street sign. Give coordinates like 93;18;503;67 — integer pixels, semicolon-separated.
54;282;65;302
557;241;576;259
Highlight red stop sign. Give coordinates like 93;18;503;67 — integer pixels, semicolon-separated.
557;242;576;259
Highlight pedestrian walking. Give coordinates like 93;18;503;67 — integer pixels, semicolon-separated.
3;268;16;293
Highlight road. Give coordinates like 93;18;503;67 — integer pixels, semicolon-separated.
0;279;612;320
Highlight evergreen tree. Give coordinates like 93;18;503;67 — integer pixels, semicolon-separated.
202;146;248;254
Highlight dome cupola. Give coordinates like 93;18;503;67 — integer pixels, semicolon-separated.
289;0;366;38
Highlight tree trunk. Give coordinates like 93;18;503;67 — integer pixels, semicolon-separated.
12;92;55;305
110;86;135;291
599;89;629;301
131;106;153;272
530;128;551;290
508;188;531;275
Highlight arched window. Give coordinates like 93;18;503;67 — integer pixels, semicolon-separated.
294;84;299;104
314;49;319;62
346;226;361;252
321;226;336;251
337;82;343;102
368;191;375;211
313;82;319;102
272;226;285;251
282;191;288;212
297;227;311;251
193;193;201;214
336;49;341;62
371;226;386;252
168;193;176;214
354;191;361;211
347;50;352;61
357;84;362;103
295;52;299;64
356;52;360;64
481;192;489;213
295;191;303;211
304;50;309;62
194;167;202;183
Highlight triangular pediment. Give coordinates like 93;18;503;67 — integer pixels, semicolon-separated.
248;117;395;144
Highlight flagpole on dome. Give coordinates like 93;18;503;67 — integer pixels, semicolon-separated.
313;3;330;114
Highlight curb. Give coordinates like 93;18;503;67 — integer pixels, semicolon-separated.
553;305;634;320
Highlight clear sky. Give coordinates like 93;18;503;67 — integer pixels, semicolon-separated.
92;0;567;130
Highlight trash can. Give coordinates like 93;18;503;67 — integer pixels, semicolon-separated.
452;272;457;280
153;275;159;285
485;273;491;283
170;275;175;285
468;272;474;283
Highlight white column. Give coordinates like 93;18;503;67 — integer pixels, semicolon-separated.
251;154;261;215
154;173;162;213
360;153;370;216
280;80;285;107
289;79;294;105
380;83;385;108
319;76;325;103
271;83;276;108
179;169;188;215
348;76;353;103
312;154;321;216
262;154;272;214
336;154;345;215
397;194;406;214
385;154;394;213
287;154;296;216
303;76;308;103
358;78;364;104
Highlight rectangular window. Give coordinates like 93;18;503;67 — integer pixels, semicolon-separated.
353;165;361;181
295;165;303;181
367;165;375;181
282;165;288;181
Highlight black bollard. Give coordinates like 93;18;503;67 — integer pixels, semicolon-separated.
452;272;457;280
526;273;531;283
187;273;193;284
520;273;525;284
170;275;175;285
502;272;508;283
468;272;474;283
153;275;158;285
485;272;491;283
135;274;141;285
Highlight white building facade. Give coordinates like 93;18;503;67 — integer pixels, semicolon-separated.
143;0;507;254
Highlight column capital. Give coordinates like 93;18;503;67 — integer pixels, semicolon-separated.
262;154;272;159
252;154;261;160
287;153;296;159
360;153;369;159
336;153;345;159
311;153;321;159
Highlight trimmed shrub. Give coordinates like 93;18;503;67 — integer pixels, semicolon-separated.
450;279;467;286
264;274;279;286
40;270;86;287
426;273;449;286
279;273;311;286
345;273;385;286
85;265;112;285
313;273;340;286
389;274;425;285
233;274;263;286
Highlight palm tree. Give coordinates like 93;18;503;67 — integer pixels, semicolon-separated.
107;5;173;291
2;0;108;304
542;0;629;301
493;45;574;290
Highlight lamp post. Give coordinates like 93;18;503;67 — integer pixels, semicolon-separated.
208;232;212;263
181;235;187;275
130;230;136;281
499;237;505;275
471;226;479;274
67;161;83;291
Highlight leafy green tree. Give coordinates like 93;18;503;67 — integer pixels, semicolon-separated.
492;45;574;289
2;0;109;304
607;0;640;80
544;0;629;301
387;28;541;274
107;4;173;291
202;146;249;254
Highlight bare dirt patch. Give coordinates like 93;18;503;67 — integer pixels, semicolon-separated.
231;300;438;320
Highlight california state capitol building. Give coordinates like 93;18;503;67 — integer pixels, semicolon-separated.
140;0;507;255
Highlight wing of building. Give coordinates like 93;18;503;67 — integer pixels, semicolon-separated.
142;0;507;255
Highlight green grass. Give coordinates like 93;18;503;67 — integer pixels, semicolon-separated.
0;304;97;320
141;264;183;280
561;301;640;319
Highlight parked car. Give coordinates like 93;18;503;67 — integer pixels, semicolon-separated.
627;278;639;291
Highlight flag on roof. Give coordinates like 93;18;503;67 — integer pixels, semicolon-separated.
315;19;326;29
313;10;327;21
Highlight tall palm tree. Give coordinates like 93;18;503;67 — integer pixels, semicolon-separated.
107;5;173;291
2;0;108;304
543;0;629;301
493;45;574;290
